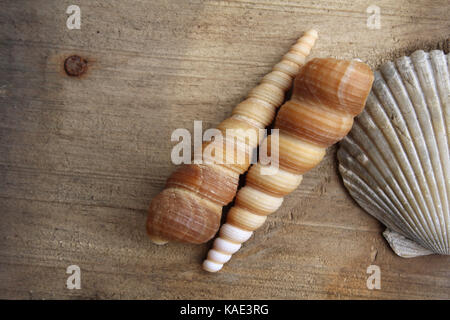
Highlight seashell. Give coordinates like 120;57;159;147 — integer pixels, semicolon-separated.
338;50;449;257
146;30;319;245
203;58;374;272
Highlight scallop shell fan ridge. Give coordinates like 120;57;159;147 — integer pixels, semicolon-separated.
337;50;449;257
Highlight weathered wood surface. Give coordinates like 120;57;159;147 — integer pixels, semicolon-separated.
0;0;449;299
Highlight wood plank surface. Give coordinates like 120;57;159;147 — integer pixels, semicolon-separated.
0;0;449;299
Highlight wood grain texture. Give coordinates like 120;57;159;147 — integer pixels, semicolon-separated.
0;0;449;299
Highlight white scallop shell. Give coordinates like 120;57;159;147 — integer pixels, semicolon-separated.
338;50;449;257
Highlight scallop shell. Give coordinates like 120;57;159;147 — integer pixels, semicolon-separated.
338;50;449;257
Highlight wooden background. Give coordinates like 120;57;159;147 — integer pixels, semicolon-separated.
0;0;449;299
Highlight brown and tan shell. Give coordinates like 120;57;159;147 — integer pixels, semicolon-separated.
146;30;319;245
203;58;374;272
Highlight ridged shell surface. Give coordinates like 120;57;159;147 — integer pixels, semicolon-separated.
338;50;449;257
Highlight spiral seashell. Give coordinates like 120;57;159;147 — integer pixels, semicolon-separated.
203;58;374;272
338;50;449;257
147;30;319;245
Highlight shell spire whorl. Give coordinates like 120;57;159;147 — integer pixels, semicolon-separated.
203;58;374;272
147;30;318;245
